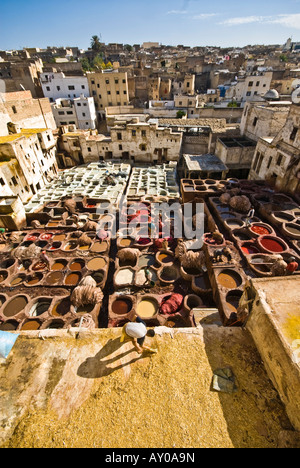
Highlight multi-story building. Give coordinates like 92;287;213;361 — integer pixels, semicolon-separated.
52;95;97;130
226;71;273;104
40;72;90;102
248;99;300;194
87;70;129;119
0;124;58;202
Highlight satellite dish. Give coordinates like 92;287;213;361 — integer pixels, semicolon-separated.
292;88;300;105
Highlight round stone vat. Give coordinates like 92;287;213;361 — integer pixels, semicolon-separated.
240;242;260;255
91;270;106;286
69;259;85;271
63;241;78;252
226;290;243;313
51;259;68;271
0;320;19;331
47;241;62;251
111;296;133;316
225;218;245;230
217;269;243;289
250;223;274;237
65;272;82;286
283;223;300;240
158;265;180;284
156;250;174;266
0;258;15;270
258;236;288;255
3;295;28;318
0;270;8;284
25;273;44;286
184;294;203;312
136;297;159;319
51;297;71;317
21;319;42;331
87;257;107;271
10;273;26;286
43;319;65;330
29;297;52;317
114;267;135;288
45;271;64;286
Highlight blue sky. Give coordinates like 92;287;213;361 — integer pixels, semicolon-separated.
1;0;300;50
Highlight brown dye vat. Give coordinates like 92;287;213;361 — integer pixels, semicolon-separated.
47;222;60;227
69;260;85;271
45;271;64;285
26;274;43;286
91;242;108;253
0;271;8;283
119;238;132;247
3;296;28;317
137;298;158;318
51;298;71;317
53;234;66;242
51;260;67;271
218;270;242;289
112;298;132;315
285;223;300;237
87;257;106;271
21;320;41;330
10;275;25;286
0;295;6;306
48;242;62;251
65;273;81;286
0;320;19;331
183;267;202;276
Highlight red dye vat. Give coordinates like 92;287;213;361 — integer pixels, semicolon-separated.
251;225;270;236
40;233;53;241
260;238;284;253
242;245;260;254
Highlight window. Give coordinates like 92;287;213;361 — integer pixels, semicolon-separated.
122;79;126;84
0;178;5;186
106;80;110;85
117;132;122;140
253;151;261;172
47;135;51;141
277;154;284;166
77;103;81;107
253;117;258;127
81;85;85;89
97;84;100;88
46;87;50;91
57;86;61;91
108;91;111;95
290;127;298;141
116;91;120;95
141;144;146;151
68;85;75;90
123;91;127;95
67;111;73;115
99;94;102;99
12;106;17;114
141;130;146;137
11;176;18;187
115;79;119;84
91;80;95;85
87;147;91;152
267;157;273;169
187;82;190;88
256;81;260;87
248;81;254;87
119;144;122;150
82;113;86;117
132;130;136;137
256;154;264;174
246;91;251;97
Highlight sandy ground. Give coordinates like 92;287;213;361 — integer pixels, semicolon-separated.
0;323;293;448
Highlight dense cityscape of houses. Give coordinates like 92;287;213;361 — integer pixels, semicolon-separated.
0;38;300;201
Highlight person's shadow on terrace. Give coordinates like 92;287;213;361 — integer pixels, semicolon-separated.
77;337;147;379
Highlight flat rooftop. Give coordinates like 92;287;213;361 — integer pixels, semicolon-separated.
183;153;228;173
0;318;293;448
